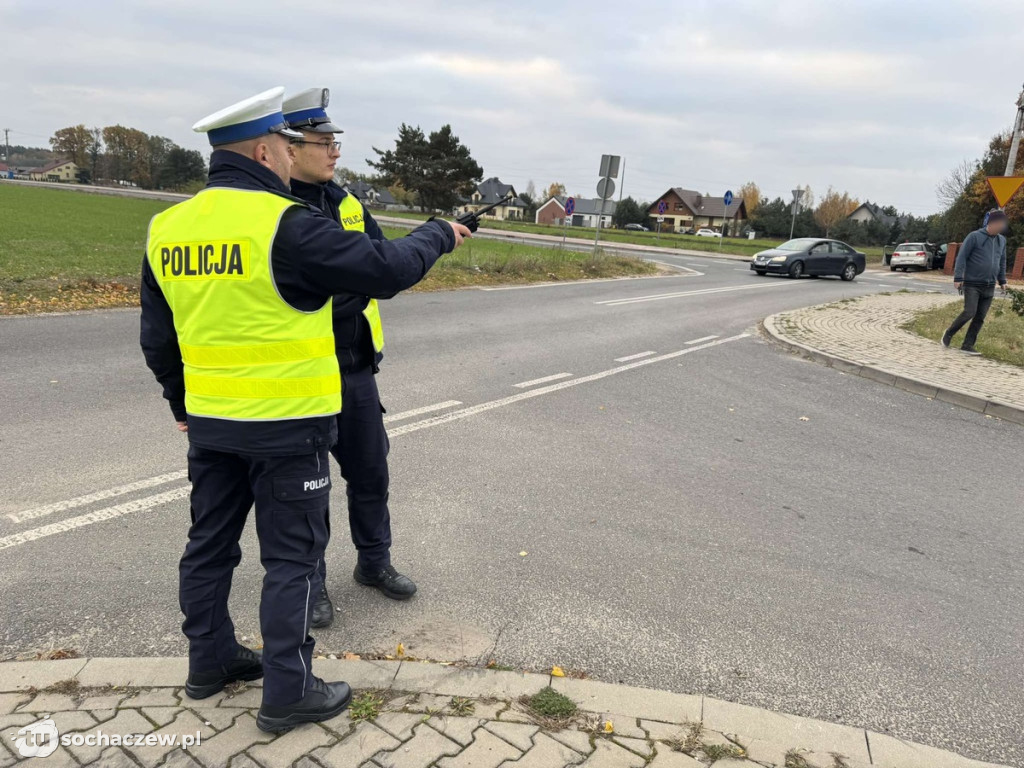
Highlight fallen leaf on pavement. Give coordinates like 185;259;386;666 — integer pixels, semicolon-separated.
397;643;405;658
343;652;361;661
603;720;614;733
799;416;810;421
551;666;565;677
519;551;528;557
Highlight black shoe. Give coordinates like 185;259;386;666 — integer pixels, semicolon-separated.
256;677;352;734
941;331;952;348
184;646;263;700
961;346;983;356
353;564;417;600
310;586;335;629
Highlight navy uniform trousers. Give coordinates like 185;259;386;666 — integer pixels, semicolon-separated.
180;445;331;707
319;366;391;585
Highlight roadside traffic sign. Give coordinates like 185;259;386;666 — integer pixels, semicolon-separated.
986;176;1024;207
657;216;665;223
596;178;616;200
657;200;667;214
565;197;576;216
724;190;734;207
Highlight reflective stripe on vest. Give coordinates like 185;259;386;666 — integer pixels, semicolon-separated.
147;188;341;421
338;193;385;353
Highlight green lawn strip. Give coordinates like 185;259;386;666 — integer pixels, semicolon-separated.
0;185;656;314
905;298;1024;367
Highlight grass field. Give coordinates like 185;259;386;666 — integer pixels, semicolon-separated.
0;184;656;314
385;210;887;263
906;298;1024;367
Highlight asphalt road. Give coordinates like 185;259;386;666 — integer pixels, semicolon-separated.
2;258;1019;766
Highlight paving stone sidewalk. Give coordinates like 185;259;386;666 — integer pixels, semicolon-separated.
764;292;1024;424
0;658;1011;768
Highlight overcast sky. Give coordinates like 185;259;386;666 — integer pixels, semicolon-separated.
3;0;1023;214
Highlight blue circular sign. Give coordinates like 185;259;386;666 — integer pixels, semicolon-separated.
658;200;667;214
724;190;734;207
565;197;576;216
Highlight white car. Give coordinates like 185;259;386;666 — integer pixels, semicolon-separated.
694;228;722;238
890;242;941;271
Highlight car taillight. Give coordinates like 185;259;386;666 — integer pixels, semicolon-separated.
916;252;926;257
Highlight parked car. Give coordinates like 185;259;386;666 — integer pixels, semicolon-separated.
750;238;866;281
624;223;649;232
679;227;696;235
889;242;944;271
694;228;722;238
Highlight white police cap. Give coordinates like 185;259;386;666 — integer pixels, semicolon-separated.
192;86;303;147
283;88;344;134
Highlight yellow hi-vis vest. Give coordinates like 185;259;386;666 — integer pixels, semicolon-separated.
147;188;341;421
338;193;385;353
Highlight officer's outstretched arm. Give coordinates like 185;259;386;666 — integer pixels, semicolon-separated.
280;207;466;299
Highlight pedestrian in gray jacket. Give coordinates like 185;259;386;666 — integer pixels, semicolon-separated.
942;210;1009;354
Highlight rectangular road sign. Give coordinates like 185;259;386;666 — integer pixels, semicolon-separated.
987;176;1024;207
599;155;621;179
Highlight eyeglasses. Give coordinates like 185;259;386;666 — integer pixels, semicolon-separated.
291;139;341;152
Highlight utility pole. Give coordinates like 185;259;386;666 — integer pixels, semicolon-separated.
3;128;9;166
1003;85;1024;178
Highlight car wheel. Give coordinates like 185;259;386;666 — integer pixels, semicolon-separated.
788;261;804;279
754;269;767;276
841;263;857;282
889;265;897;272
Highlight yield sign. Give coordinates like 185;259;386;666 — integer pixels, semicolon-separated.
986;176;1024;207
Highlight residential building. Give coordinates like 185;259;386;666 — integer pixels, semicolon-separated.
29;158;78;182
343;179;398;209
847;201;907;230
0;163;12;179
460;177;528;221
646;188;748;233
535;196;616;228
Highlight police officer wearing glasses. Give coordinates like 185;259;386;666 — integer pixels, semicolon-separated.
140;87;470;733
281;89;414;630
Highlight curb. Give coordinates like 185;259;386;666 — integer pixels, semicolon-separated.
0;658;1011;768
762;313;1024;426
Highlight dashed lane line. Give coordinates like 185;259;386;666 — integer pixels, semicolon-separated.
685;335;719;345
513;372;573;388
388;334;750;439
614;351;656;362
0;487;192;552
383;401;462;423
1;334;750;551
5;470;188;525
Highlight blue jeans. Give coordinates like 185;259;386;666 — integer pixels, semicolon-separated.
946;284;995;349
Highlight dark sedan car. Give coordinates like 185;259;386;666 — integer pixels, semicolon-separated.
750;238;866;281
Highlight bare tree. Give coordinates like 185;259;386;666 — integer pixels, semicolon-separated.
936;159;977;209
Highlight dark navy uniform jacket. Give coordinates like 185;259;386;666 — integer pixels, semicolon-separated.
140;151;455;455
290;178;385;375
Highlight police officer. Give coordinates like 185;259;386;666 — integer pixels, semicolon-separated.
281;89;412;629
140;87;470;733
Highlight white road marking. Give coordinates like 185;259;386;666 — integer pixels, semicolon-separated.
6;470;188;524
513;372;573;388
876;284;895;288
1;335;750;551
0;487;191;552
614;351;657;362
478;274;684;291
685;335;719;345
382;400;462;423
596;281;801;307
389;334;750;439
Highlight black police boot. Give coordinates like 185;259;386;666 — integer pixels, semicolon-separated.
256;677;352;734
353;564;417;600
310;586;335;629
184;646;263;700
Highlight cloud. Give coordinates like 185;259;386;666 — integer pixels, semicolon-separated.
3;0;1023;213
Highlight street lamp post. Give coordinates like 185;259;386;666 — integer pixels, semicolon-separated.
789;188;805;240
